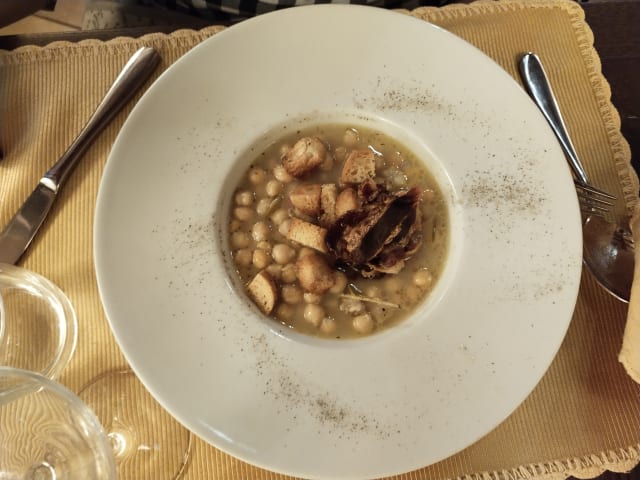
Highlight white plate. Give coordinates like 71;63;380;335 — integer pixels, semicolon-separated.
94;6;582;479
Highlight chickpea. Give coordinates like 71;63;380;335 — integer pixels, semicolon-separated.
391;172;408;188
235;190;254;206
256;198;272;217
388;151;403;167
229;219;242;233
353;313;374;334
252;249;272;269
282;285;303;304
320;153;334;171
281;264;297;283
251;221;270;242
273;164;293;183
404;285;422;305
340;298;365;315
234;206;254;222
265;180;283;197
304;304;325;327
256;240;271;250
384;277;402;294
276;303;294;321
278;144;292;158
413;268;433;289
320;317;337;335
365;285;381;298
369;305;388;324
248;167;267;185
265;264;282;280
278;219;291;236
329;271;347;294
233;248;252;267
272;243;296;265
270;208;289;226
343;128;359;148
423;189;436;201
230;231;250;249
303;292;321;304
324;296;339;310
386;292;402;306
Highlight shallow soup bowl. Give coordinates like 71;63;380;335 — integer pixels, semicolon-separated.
94;5;582;479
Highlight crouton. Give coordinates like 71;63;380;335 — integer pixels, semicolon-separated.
282;137;327;177
340;149;376;184
296;252;335;294
289;184;321;216
319;183;337;226
335;187;359;218
247;270;278;315
286;218;328;253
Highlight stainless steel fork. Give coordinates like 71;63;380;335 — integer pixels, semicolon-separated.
519;52;615;217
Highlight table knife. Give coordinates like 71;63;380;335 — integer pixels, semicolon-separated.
0;46;160;265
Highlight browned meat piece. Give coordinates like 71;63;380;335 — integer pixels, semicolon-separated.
326;185;422;277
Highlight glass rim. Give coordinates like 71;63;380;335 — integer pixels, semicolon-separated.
0;365;118;479
0;263;78;380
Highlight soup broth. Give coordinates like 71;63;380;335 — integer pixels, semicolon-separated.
228;124;448;339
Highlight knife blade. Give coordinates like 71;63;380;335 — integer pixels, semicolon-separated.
0;46;160;265
0;183;56;264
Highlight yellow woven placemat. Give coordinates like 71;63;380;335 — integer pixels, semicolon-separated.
1;0;638;479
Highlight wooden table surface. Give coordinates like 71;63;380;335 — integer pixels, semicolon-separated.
0;1;638;479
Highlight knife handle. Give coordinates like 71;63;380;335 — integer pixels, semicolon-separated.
41;46;160;191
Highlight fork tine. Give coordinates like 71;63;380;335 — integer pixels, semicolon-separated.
581;202;609;213
574;180;616;200
576;190;615;207
580;204;609;218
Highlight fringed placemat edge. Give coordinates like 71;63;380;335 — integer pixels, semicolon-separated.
451;444;639;480
0;26;224;63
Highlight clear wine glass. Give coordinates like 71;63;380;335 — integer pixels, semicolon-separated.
78;368;193;480
0;366;117;480
0;263;191;478
0;263;77;379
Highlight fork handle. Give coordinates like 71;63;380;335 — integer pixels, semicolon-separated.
519;52;589;184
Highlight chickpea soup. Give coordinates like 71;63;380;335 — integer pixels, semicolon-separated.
228;124;448;339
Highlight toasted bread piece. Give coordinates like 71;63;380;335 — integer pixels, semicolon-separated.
282;137;327;177
247;270;278;315
286;218;328;253
340;149;376;184
335;187;359;218
319;184;337;226
289;184;321;216
296;252;335;294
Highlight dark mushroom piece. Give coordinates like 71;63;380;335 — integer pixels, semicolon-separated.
326;184;423;278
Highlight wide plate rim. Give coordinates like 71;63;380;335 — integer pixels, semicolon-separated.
94;6;582;479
